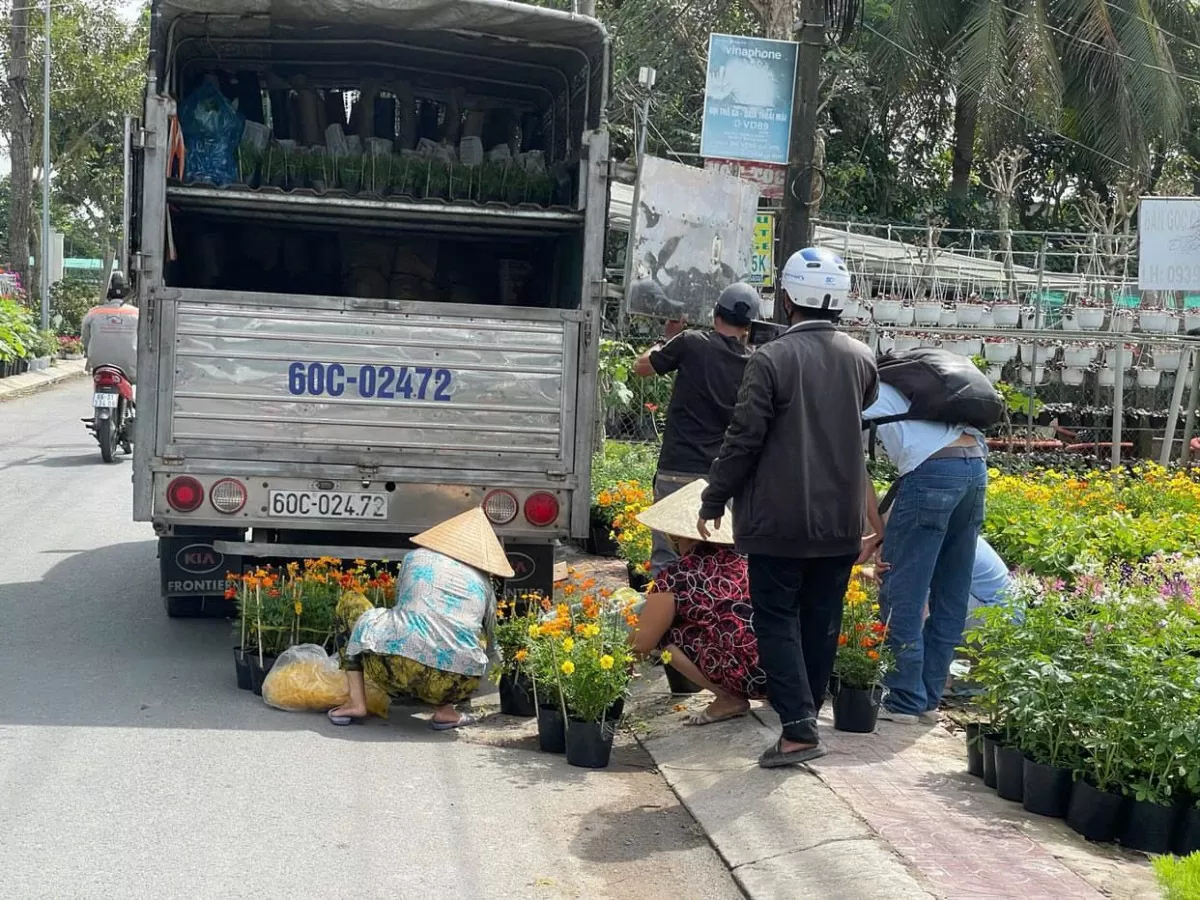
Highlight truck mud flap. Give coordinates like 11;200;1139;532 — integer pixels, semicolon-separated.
502;543;555;598
159;527;244;618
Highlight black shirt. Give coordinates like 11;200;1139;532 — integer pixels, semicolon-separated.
649;330;752;476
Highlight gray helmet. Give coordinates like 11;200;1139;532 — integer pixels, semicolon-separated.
714;282;761;326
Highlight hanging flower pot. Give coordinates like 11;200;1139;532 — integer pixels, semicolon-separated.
841;298;863;321
894;335;921;352
832;683;882;733
1138;310;1172;333
873;298;902;324
995;744;1025;801
536;704;567;754
1153;348;1183;371
565;717;617;769
1076;307;1106;330
957;304;985;326
878;333;896;354
965;723;986;778
249;654;278;696
1021;308;1038;329
982;733;1002;789
953;338;983;358
914;300;942;325
992;304;1021;327
1118;797;1178;853
896;305;916;327
1067;780;1125;843
1137;368;1162;388
1111;310;1135;333
918;335;941;349
938;307;958;328
498;671;537;718
233;646;253;691
1173;805;1200;855
1018;365;1045;385
1022;758;1073;818
1060;366;1086;386
1063;345;1097;368
1186;312;1200;333
978;310;995;328
984;340;1018;364
1097;367;1116;387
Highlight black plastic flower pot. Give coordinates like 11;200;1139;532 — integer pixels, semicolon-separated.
1173;805;1200;855
627;565;651;591
232;646;253;691
995;745;1025;802
664;664;703;695
248;654;277;696
1022;758;1073;818
966;723;986;778
1067;780;1125;843
1119;797;1178;853
832;684;882;734
982;733;1001;789
536;704;566;754
498;671;536;718
589;523;619;558
565;718;616;769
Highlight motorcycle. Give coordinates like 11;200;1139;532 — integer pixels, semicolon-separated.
84;365;135;463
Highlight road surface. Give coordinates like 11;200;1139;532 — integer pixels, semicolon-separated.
0;379;740;900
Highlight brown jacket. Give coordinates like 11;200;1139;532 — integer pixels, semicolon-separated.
700;321;878;559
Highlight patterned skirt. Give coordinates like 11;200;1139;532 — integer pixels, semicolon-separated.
336;592;480;706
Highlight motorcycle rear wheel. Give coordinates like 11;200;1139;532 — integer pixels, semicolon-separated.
97;416;118;463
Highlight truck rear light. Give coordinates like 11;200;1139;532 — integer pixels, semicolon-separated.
483;490;519;525
523;492;559;527
166;476;204;512
210;478;247;514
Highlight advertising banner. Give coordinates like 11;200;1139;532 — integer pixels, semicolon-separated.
700;33;799;166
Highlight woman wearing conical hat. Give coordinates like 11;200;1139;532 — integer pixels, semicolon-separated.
328;507;513;730
633;480;768;726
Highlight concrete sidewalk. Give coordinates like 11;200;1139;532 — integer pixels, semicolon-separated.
0;357;87;400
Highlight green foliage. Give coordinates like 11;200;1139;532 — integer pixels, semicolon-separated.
0;298;37;361
50;276;98;335
1154;853;1200;900
590;440;658;522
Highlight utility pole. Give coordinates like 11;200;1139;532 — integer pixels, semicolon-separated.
40;0;52;329
6;2;33;300
776;0;825;323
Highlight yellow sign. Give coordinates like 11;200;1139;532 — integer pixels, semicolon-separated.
750;213;774;287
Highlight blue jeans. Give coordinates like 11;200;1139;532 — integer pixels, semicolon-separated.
880;457;987;716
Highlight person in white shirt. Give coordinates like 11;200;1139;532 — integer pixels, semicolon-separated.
863;383;988;724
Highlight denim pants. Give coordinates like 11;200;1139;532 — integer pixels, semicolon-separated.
748;553;858;744
649;473;700;578
880;457;988;716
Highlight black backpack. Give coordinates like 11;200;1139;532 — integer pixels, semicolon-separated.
868;347;1004;430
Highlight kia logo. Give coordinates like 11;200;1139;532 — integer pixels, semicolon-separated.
176;543;225;575
506;552;536;583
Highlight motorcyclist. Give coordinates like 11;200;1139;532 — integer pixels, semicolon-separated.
81;273;138;387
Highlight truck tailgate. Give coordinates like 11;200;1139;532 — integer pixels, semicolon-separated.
164;293;579;474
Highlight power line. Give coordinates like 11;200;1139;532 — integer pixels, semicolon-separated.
864;21;1136;173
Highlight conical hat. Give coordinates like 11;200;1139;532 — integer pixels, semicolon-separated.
636;479;735;545
412;507;515;578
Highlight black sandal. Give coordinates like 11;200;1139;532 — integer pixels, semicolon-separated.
758;738;827;769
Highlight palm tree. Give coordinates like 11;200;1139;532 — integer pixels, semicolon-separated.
880;0;1194;221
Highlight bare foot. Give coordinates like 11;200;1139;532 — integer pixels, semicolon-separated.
779;737;819;754
431;705;463;725
330;703;367;719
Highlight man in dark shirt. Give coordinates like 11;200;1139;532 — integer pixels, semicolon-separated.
698;248;880;769
633;282;760;577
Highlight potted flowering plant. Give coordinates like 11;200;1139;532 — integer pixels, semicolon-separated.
609;479;653;588
831;572;892;733
491;592;541;717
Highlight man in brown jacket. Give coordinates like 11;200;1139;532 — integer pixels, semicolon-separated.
698;248;881;768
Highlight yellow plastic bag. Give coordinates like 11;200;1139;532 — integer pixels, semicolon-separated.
261;644;390;718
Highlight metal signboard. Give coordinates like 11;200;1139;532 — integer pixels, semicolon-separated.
749;213;775;287
699;33;799;166
704;157;786;200
625;156;760;323
1138;196;1200;291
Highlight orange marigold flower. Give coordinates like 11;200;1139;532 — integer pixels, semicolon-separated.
838;634;848;646
866;650;880;660
224;588;236;600
859;637;874;648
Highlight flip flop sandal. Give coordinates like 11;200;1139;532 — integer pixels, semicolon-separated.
683;708;749;726
758;739;827;769
327;711;357;726
431;713;477;731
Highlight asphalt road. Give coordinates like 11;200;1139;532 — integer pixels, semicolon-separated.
0;380;740;900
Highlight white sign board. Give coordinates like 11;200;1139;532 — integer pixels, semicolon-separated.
625;156;760;323
1138;197;1200;291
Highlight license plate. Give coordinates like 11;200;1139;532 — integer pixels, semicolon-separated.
92;392;119;408
268;490;389;520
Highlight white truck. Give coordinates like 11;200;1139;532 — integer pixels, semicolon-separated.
129;0;610;614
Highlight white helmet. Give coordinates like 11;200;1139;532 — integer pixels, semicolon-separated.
779;247;851;312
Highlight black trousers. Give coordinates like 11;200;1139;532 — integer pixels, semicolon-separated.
748;553;858;744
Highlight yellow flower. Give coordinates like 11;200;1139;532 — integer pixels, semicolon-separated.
599;655;614;670
528;624;540;638
561;660;575;675
514;649;528;662
294;601;303;616
660;649;672;665
586;624;601;637
562;637;575;652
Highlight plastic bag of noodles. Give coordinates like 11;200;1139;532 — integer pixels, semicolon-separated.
262;644;389;718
